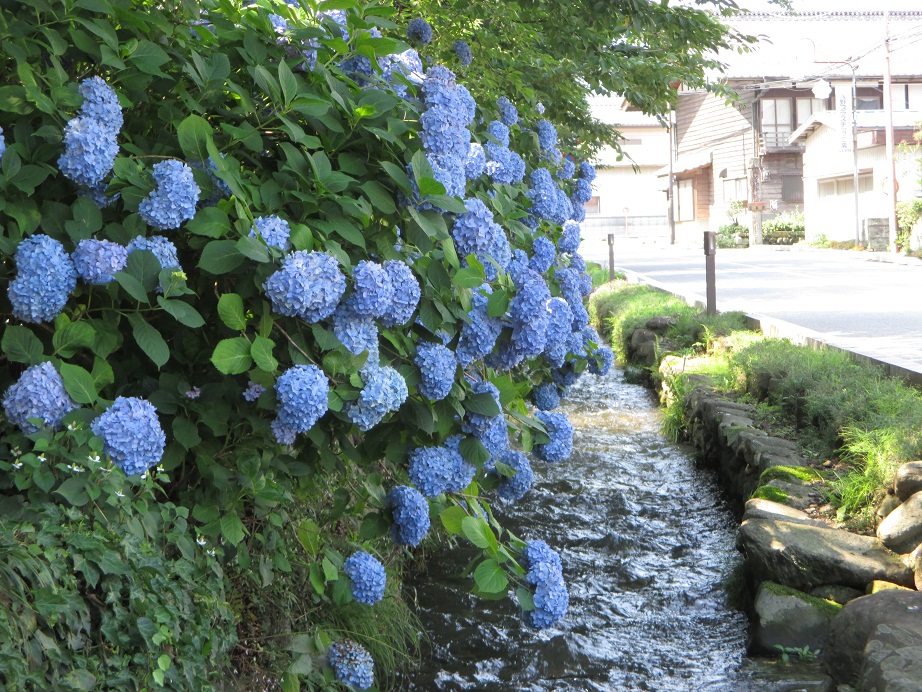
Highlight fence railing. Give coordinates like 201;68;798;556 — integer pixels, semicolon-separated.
581;214;670;239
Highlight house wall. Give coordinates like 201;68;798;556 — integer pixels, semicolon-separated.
800;124;922;242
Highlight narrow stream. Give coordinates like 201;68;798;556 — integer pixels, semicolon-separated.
407;367;763;690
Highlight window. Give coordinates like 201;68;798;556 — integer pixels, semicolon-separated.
585;196;601;215
817;174;874;197
761;98;793;146
677;178;695;222
782;176;804;202
856;97;879;110
722;177;747;203
796;98;825;126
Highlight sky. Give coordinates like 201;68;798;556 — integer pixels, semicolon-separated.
737;0;922;10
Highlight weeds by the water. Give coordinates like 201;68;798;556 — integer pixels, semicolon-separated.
589;279;922;521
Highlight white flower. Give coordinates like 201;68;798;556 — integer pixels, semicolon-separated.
115;489;125;498
196;536;207;547
88;454;101;464
37;454;46;462
12;461;23;470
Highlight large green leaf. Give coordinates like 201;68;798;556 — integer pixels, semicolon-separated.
466;391;502;417
250;335;278;372
177;114;214;163
198;239;244;274
2;325;44;364
211;337;252;374
218;293;247;330
473;559;509;594
220;512;246;545
59;363;97;404
439;506;467;535
126;314;170;368
461;516;498;553
157;297;205;328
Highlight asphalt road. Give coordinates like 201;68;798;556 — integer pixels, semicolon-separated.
581;242;922;373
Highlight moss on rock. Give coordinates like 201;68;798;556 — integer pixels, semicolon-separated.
760;465;823;485
761;580;843;617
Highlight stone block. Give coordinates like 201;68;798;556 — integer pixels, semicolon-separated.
876;492;922;554
752;581;840;654
894;461;922;502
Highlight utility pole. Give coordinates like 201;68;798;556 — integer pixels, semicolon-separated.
667;110;676;245
884;10;899;251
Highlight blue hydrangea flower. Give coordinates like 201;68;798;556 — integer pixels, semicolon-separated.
570;302;590;331
534;410;574;463
2;362;78;434
451;198;510;281
72;239;128;284
532;383;560;411
555;266;582;306
579;271;593;297
349;366;407;431
485;144;525;185
572;177;593;206
351;261;393;319
319;9;349;40
408;441;469;498
457;287;502;365
454;39;472;66
388;485;430;546
82;180;119;209
243;381;265;402
571;204;586;223
579;161;597;182
497;96;518;127
265;251;345;322
506;249;529;286
466;142;486;179
271;418;297;445
384;49;424;96
58;117;118;187
555;189;574;225
590;346;615;375
526;559;569;629
496;449;533;503
78;76;122;131
524;539;562;571
484;340;525;372
487;120;510;148
528;168;560;222
444;435;476;492
557;158;576;180
328;640;374;690
8;234;77;324
344;552;386;605
529;237;556;273
380;260;420;327
250;215;291;251
275;365;329;434
0;126;6;159
126;236;181;271
456;84;477;124
138;160;200;230
510;271;550;357
570;252;586;274
415;342;456;401
559;221;581;254
407;17;432;45
333;298;379;361
536;102;545;114
91;397;166;476
537;119;558;150
544;297;574;367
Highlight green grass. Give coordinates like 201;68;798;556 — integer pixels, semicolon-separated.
585;261;624;288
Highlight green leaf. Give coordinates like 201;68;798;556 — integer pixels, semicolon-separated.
127;314;170;368
198;240;244;274
278;58;298;106
461;516;498;552
53;320;95;358
516;587;535;611
297;520;321;556
358;512;389;539
220;512;246;545
428;194;467;214
211;337;252;375
177;114;213;164
157;654;171;672
59;363;97;404
125;249;162;292
308;563;325;596
91;358;114;389
172;417;201;450
236;235;271;263
218;293;248;330
2;325;44;364
458;437;491;469
322;557;338;582
157;297;205;328
113;272;149;304
452;266;485;289
360;180;396;214
439;506;467;535
187;206;230;238
251;335;278;372
60;669;96;691
54;475;90;506
473;559;509;594
487;289;510;318
466;392;502;417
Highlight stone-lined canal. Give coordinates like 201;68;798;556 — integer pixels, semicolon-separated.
407;367;767;690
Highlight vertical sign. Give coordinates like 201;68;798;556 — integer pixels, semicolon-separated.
835;85;853;154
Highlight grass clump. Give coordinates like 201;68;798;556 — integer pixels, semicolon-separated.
585;261;624;288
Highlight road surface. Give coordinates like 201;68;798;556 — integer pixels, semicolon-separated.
582;242;922;374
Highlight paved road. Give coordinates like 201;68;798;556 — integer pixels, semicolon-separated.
581;241;922;374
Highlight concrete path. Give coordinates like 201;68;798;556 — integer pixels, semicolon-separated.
582;241;922;377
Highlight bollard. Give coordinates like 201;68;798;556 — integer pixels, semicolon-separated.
703;231;716;316
608;233;615;281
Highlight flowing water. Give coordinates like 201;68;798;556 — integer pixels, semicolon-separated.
405;368;801;691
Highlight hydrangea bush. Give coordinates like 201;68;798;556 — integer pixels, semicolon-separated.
0;0;614;688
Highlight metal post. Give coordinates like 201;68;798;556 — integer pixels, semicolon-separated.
703;231;717;316
883;11;899;251
852;64;861;248
668;110;677;245
608;233;615;281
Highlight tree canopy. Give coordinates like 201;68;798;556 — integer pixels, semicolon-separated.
399;0;763;155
